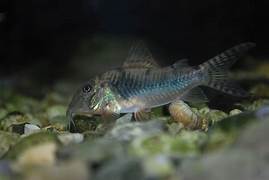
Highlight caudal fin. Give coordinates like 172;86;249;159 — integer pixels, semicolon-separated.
199;42;256;97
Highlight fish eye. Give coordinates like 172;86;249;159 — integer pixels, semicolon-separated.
82;84;92;93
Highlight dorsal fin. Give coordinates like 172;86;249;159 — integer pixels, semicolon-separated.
171;59;192;70
123;41;159;69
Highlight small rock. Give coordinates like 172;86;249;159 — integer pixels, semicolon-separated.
207;110;228;123
71;139;125;163
0;131;19;157
106;120;166;142
47;105;66;120
4;95;39;114
24;124;40;135
130;130;207;157
24;160;89;180
236;117;269;157
179;150;269;180
256;106;269;120
198;107;211;115
0;112;30;133
95;157;144;180
49;116;68;131
236;99;269;111
14;142;57;171
0;160;14;178
143;155;174;178
0;108;7;120
58;133;84;145
115;113;133;125
229;109;242;116
167;123;183;135
5;132;60;160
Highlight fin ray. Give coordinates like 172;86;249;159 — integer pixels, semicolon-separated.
134;109;151;121
123;41;159;69
181;87;208;103
171;59;191;69
200;42;255;97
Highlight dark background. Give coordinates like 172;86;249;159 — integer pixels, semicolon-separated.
0;0;268;83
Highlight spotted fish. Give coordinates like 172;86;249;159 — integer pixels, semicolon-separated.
67;41;255;125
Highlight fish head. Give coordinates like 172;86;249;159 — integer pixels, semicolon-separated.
66;78;119;125
66;78;102;122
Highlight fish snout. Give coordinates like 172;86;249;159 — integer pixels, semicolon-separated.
66;105;95;121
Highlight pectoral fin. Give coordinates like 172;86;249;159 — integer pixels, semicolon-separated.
101;111;120;120
181;87;208;103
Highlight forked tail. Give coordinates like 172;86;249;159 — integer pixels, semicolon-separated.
199;42;256;97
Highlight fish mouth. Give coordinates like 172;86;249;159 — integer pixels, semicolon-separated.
67;109;92;124
68;111;103;121
66;110;103;132
73;111;94;118
67;110;101;128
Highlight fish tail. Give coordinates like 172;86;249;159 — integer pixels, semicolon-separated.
199;42;255;97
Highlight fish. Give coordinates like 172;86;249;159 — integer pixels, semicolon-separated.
66;41;255;127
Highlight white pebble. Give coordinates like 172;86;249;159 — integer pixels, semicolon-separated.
24;124;40;135
58;133;84;145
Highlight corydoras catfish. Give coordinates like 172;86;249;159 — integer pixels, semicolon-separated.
67;42;255;126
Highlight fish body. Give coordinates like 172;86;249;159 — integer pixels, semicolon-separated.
101;64;203;113
67;42;255;123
